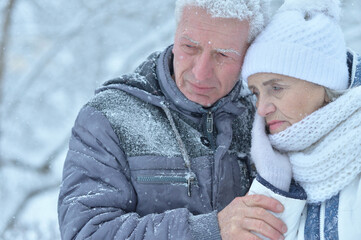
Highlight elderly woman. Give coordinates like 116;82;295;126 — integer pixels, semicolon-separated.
241;0;361;239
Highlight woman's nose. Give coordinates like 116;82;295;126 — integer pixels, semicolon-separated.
256;97;276;117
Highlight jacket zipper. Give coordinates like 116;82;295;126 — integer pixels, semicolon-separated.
206;111;213;133
205;110;216;208
206;111;216;150
137;175;197;197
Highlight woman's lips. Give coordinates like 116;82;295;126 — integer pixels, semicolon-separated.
267;120;285;132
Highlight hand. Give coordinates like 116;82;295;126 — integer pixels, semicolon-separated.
218;194;287;240
251;113;292;191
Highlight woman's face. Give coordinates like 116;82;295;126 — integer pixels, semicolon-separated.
248;73;329;134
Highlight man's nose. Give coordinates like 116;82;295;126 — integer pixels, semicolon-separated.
257;97;276;117
192;53;213;82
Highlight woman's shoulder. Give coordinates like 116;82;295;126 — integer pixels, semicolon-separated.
337;173;361;239
338;173;361;211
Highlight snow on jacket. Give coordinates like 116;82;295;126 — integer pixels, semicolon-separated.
58;45;255;240
249;49;361;240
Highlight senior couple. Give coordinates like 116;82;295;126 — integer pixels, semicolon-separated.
58;0;361;239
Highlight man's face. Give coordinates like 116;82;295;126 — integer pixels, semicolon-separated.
172;6;249;107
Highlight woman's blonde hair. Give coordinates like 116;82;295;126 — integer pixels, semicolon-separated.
325;87;346;102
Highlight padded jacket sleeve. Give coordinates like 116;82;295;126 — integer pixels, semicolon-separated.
57;106;221;240
248;176;307;240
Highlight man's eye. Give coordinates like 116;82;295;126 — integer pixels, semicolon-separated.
181;44;197;54
216;52;235;64
218;52;228;58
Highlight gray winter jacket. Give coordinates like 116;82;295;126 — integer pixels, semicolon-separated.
58;45;255;240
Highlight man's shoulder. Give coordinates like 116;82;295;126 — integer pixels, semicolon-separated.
87;49;168;112
87;87;136;113
99;51;164;95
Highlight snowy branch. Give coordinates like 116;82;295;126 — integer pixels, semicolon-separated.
1;135;69;173
0;0;17;104
4;0;109;118
0;181;60;238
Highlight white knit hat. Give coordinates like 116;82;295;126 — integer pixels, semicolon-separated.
242;0;349;90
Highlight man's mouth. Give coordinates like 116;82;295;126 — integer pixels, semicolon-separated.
187;81;214;94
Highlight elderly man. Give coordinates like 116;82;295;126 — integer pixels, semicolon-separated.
58;0;286;239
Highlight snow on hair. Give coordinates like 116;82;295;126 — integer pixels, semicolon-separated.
279;0;342;21
174;0;270;42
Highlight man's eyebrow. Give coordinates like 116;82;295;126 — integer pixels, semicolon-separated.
181;36;241;57
216;48;241;56
182;36;200;45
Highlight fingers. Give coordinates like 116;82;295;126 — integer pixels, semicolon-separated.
241;195;287;239
244;205;286;232
222;227;263;240
219;211;285;240
218;195;287;240
241;209;287;240
241;218;282;240
218;213;263;240
243;194;284;213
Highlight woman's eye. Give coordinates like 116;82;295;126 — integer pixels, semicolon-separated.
272;85;283;91
251;89;259;98
270;85;285;97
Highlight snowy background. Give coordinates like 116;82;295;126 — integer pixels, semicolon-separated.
0;0;360;239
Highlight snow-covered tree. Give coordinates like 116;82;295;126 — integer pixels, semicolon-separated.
0;0;359;239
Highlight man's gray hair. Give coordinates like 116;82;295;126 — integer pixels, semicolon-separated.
175;0;270;42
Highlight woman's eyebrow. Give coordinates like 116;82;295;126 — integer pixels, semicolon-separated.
248;78;281;88
263;78;282;86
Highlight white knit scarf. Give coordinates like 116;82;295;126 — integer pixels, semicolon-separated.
269;86;361;203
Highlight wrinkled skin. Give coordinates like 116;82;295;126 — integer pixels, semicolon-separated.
172;6;249;107
248;73;329;134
